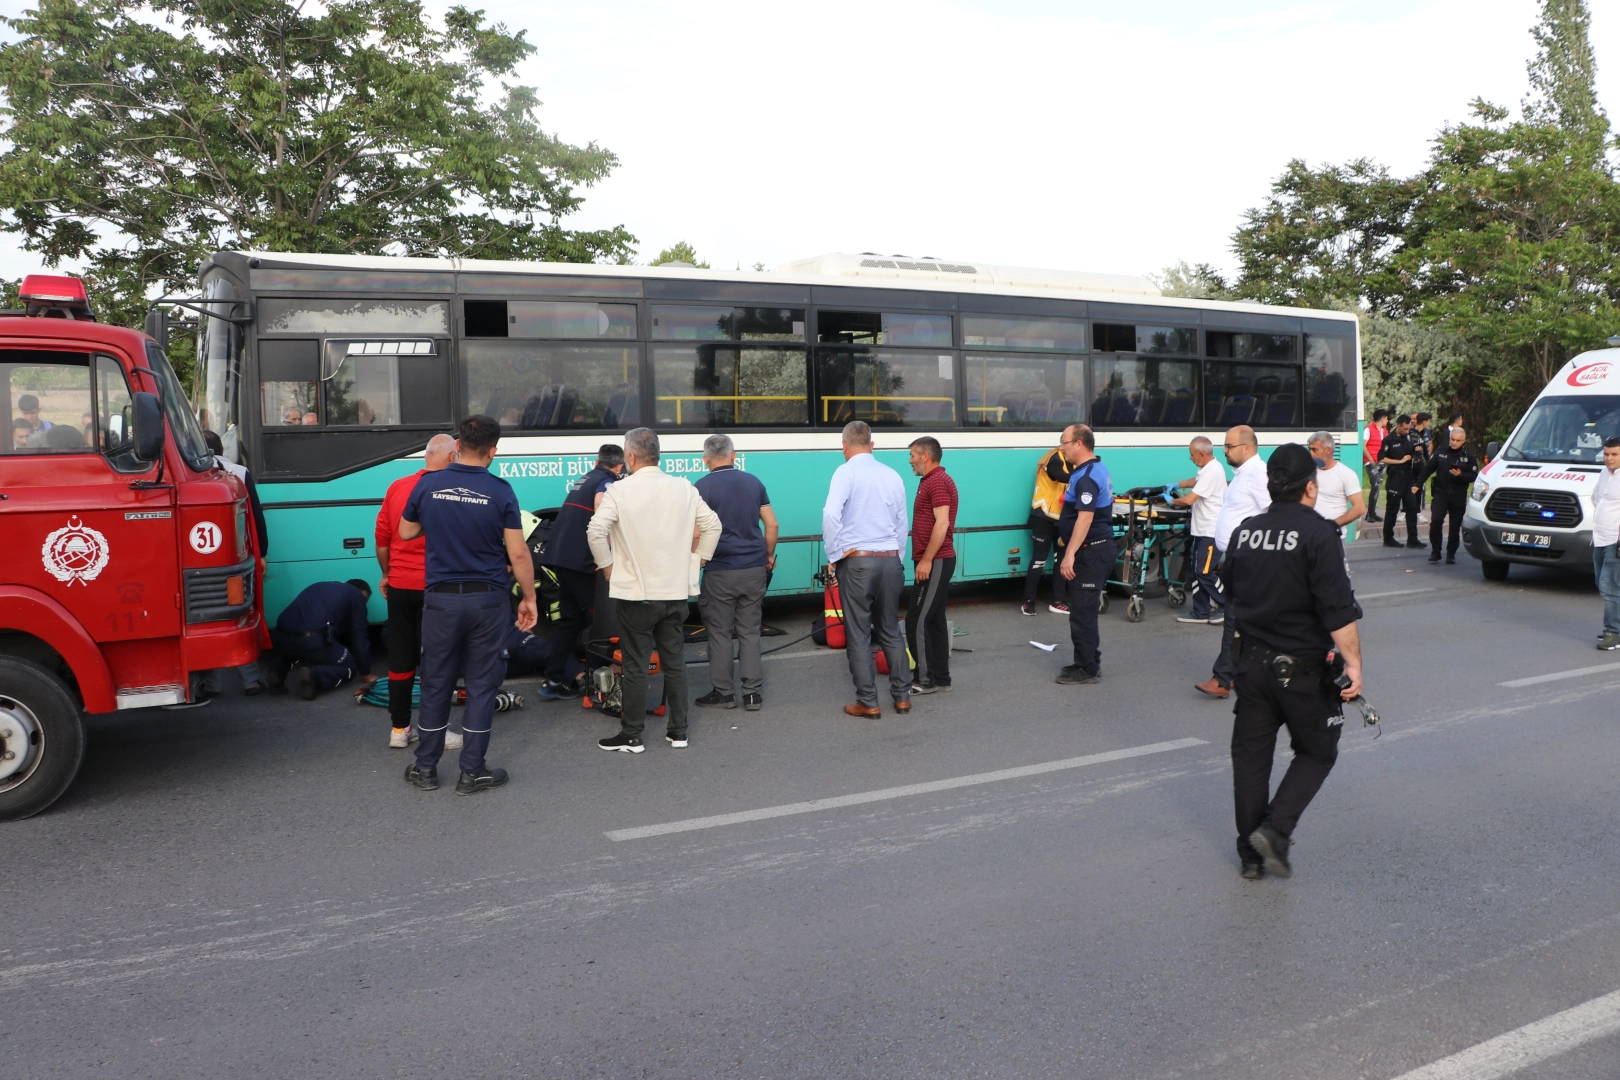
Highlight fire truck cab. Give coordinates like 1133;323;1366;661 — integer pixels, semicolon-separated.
0;275;261;820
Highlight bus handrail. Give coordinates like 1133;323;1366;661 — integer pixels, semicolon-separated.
655;394;805;425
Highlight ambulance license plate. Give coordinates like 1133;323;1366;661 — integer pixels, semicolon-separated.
1500;531;1552;548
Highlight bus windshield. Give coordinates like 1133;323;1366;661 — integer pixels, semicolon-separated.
1501;394;1620;464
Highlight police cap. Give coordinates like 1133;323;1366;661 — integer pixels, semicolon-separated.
1266;443;1317;501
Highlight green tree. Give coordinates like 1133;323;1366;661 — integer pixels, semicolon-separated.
1149;260;1232;300
0;0;636;381
1226;0;1620;441
649;240;709;268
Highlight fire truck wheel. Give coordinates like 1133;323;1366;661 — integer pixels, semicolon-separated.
0;656;86;822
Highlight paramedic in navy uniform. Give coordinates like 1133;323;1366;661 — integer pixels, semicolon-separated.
1055;423;1117;684
1220;443;1363;880
397;415;538;795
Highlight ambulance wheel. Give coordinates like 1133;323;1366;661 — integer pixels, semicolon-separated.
1126;596;1146;623
1166;587;1187;609
1097;592;1110;615
0;656;85;822
1481;560;1510;581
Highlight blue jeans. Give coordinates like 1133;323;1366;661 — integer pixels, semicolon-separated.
1595;543;1620;635
415;589;510;775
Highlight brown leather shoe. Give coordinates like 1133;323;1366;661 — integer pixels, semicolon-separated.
844;703;881;718
1194;678;1231;699
892;700;912;714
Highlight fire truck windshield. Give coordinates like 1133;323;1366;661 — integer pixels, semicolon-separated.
145;344;214;471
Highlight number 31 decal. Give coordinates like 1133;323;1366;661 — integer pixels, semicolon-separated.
189;521;223;554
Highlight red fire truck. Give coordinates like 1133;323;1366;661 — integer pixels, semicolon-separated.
0;275;261;820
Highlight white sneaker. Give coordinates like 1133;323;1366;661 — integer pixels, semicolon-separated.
388;726;416;749
444;729;464;751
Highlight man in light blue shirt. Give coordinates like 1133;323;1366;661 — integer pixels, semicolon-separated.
822;421;911;717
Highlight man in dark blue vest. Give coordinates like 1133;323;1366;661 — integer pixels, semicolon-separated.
537;444;624;699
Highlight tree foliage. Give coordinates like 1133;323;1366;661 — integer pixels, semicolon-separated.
0;0;637;380
649;240;708;268
1225;0;1620;441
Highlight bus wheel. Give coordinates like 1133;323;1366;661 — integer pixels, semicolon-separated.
0;656;86;822
1481;560;1510;581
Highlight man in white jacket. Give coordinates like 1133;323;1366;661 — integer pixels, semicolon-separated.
588;427;722;752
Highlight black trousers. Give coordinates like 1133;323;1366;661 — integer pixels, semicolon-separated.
906;555;954;687
544;566;597;683
1430;488;1466;556
1231;658;1343;850
1067;540;1117;674
385;587;425;728
1383;479;1419;543
1023;514;1070;606
270;630;357;690
615;598;688;739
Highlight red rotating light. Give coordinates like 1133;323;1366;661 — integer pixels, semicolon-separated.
18;273;90;305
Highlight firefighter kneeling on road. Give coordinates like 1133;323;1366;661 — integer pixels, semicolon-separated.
1221;443;1363;881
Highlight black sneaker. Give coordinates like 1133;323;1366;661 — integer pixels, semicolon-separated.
1055;665;1100;685
244;682;265;697
695;689;735;709
910;680;943;695
1445;555;1456;564
665;732;688;748
1249;823;1292;879
1237;837;1264;879
598;733;644;754
1382;540;1401;548
1020;600;1038;616
1405;540;1425;549
455;767;509;795
1427;552;1441;562
404;764;438;791
742;693;762;711
293;665;318;700
265;670;288;695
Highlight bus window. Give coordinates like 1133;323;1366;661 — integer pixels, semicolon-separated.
260;298;448;336
963;354;1086;426
1090;357;1200;426
260;340;319;426
1304;333;1355;428
195;273;242;462
650;306;806;342
652;346;808;427
1206;331;1298;362
1092;324;1136;353
962;314;1087;352
320;341;446;426
1136;326;1197;355
816;349;956;427
461;300;635;340
1205;361;1300;427
818;311;951;348
463;342;641;429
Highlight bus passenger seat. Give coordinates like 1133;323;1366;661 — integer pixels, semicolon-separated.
1090;390;1113;425
1216;395;1256;426
1263;395;1296;425
1025;394;1051;420
1050;399;1081;424
1162;390;1195;425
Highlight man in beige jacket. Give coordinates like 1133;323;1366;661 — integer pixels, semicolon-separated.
587;427;722;752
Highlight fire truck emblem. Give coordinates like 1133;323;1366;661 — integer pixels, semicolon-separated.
41;516;111;586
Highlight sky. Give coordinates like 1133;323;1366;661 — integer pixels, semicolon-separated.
1;0;1618;285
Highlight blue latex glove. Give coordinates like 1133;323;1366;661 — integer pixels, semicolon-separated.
1163;482;1181;503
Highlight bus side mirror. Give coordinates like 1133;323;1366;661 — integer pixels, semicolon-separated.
132;391;164;462
1486;441;1500;460
144;308;169;350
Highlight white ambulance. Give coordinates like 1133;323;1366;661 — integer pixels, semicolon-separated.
1463;348;1620;579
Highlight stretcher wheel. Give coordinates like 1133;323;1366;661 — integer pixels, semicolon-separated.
1097;592;1110;615
1126;596;1145;622
1166;586;1187;608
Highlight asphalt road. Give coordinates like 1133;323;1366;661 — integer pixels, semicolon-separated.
8;538;1620;1080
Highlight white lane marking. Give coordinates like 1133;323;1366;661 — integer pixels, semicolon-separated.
1388;987;1620;1080
606;738;1207;841
1357;588;1436;600
1498;661;1620;688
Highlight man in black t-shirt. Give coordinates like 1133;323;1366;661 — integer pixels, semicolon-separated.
537;444;624;699
399;415;538;795
1378;414;1423;548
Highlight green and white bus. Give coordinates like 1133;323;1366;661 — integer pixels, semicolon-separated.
189;251;1362;622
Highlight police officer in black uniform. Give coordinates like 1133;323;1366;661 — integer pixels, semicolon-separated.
1418;426;1480;564
1056;424;1117;684
1221;444;1364;880
1378;414;1423;548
